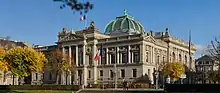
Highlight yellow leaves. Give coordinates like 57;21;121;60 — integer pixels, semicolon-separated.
4;47;47;77
0;61;9;71
0;48;9;71
161;62;184;81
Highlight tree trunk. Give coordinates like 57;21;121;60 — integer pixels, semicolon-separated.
3;71;7;85
56;71;60;85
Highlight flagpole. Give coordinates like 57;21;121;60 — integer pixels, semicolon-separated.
189;30;191;69
84;14;87;28
188;30;192;84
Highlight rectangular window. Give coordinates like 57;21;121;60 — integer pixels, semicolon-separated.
35;73;38;80
111;54;115;64
89;55;92;65
134;52;140;63
110;70;114;78
146;52;149;62
132;69;137;78
88;70;91;79
102;48;106;64
49;72;52;80
122;52;128;63
100;70;103;77
121;69;125;78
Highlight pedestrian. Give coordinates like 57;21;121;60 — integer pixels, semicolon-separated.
126;81;129;90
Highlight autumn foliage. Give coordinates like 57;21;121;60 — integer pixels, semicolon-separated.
0;48;9;71
46;48;75;84
3;47;47;78
160;62;184;81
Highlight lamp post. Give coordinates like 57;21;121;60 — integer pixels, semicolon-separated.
155;71;159;89
155;55;159;89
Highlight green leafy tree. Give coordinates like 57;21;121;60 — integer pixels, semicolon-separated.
4;47;47;84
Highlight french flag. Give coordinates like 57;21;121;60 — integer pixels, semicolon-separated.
80;15;86;21
94;47;102;61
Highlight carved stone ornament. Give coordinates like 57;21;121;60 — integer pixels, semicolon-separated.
145;36;156;43
86;46;92;55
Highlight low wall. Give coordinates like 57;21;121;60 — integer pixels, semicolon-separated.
0;85;79;90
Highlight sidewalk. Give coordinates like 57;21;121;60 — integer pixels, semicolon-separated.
83;88;164;91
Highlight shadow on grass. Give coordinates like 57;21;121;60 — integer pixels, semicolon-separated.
0;90;24;93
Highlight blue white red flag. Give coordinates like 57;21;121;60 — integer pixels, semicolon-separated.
94;47;102;61
80;15;86;21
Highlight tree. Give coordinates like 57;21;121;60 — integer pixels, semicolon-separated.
45;48;75;84
53;0;93;14
208;37;220;69
208;70;220;84
0;48;9;85
159;62;184;82
4;47;47;84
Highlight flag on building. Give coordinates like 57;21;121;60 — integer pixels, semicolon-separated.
80;15;86;21
94;46;102;61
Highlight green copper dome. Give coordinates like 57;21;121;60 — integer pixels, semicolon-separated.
104;10;144;35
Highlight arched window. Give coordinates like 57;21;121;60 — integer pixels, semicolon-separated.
179;54;182;62
172;52;175;62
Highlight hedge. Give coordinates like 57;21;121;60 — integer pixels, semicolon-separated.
0;85;79;90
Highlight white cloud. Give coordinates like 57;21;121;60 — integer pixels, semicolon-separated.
195;44;208;59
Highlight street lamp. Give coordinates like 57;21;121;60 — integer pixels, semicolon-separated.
155;55;160;89
155;71;159;89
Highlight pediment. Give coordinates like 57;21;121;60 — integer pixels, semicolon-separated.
144;36;156;44
58;33;83;42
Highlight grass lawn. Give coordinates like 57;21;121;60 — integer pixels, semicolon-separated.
2;90;73;93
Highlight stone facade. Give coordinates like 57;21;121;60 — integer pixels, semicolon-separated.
34;10;196;86
54;11;196;87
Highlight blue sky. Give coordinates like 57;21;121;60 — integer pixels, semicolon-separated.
1;0;220;58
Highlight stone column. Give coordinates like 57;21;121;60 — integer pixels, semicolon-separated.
109;54;111;64
120;53;122;64
128;45;131;64
92;40;98;84
83;40;88;87
67;46;72;85
75;70;79;85
131;52;133;63
61;47;66;85
75;45;78;66
106;48;109;65
74;45;78;84
152;47;155;64
116;47;119;64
